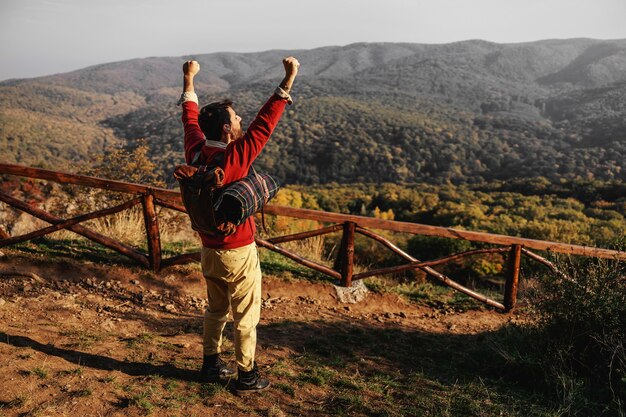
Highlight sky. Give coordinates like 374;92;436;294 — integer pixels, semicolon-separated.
1;0;626;81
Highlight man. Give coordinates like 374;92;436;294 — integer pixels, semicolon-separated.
179;56;299;394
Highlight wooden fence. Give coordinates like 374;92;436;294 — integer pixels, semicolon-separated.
1;163;625;312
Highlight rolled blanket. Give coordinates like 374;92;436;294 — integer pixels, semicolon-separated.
214;169;280;225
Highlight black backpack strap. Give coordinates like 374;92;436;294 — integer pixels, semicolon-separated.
189;141;205;166
212;152;224;168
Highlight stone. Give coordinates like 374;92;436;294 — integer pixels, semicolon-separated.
0;298;6;307
165;304;177;313
333;279;369;304
130;279;140;285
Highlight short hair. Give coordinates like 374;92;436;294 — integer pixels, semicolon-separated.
198;99;233;140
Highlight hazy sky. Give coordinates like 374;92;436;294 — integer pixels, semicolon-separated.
1;0;626;81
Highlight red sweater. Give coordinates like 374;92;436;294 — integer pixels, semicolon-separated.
182;94;287;249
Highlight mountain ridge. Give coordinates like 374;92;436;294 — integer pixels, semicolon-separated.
1;38;625;184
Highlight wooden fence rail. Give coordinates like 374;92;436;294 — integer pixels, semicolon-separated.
1;163;625;312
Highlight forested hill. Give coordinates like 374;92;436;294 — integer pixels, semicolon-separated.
1;38;626;185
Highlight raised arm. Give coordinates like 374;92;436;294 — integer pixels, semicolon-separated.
222;57;300;183
180;60;205;163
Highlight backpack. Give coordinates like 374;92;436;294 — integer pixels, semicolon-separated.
173;145;280;236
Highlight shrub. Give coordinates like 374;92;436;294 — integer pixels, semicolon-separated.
531;241;626;415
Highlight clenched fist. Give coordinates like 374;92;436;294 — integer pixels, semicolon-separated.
183;60;200;77
283;57;300;78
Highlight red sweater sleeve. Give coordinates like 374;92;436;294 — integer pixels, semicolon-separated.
181;101;205;164
222;95;287;184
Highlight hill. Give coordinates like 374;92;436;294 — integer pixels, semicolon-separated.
1;39;626;184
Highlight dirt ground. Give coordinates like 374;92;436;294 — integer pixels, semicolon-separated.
0;249;525;417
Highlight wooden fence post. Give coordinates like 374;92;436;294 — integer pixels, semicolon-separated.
142;192;162;272
504;244;522;311
339;221;356;287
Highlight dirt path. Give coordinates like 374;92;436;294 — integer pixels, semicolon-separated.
0;250;526;417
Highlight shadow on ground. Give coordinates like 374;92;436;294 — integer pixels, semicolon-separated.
0;315;543;395
0;331;200;382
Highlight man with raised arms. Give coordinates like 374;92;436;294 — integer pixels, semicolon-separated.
179;56;299;394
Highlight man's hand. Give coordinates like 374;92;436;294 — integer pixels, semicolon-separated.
182;60;199;94
283;57;299;78
183;60;200;77
280;56;300;93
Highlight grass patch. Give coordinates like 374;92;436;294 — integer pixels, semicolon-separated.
259;249;332;282
297;366;336;386
163;380;180;392
326;391;369;416
364;277;498;311
73;388;92;397
101;374;117;383
199;383;227;398
333;378;362;391
31;367;48;379
0;395;28;409
59;328;105;348
14;238;136;267
59;367;83;376
130;394;154;414
273;382;295;397
265;319;560;416
268;359;294;378
125;332;155;348
16;353;33;360
161;241;201;258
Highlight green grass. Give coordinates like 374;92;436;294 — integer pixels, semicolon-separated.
102;375;117;383
125;332;155;349
259;319;560;417
273;382;295;397
59;367;83;376
59;328;105;348
14;238;137;267
73;388;92;397
163;380;180;392
364;276;502;311
258;248;333;282
16;352;33;360
31;367;48;379
199;383;227;398
297;366;337;386
268;359;293;378
161;241;201;257
131;394;154;414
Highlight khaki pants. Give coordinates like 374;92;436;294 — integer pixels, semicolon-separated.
201;242;262;372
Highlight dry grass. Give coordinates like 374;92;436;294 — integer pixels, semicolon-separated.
282;235;327;264
4;204;198;249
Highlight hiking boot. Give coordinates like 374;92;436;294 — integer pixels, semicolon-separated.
199;354;236;382
235;363;270;395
